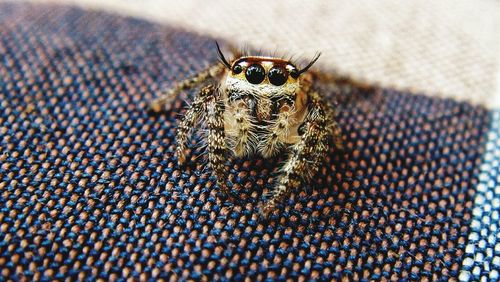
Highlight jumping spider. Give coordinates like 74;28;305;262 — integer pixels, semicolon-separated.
150;43;344;217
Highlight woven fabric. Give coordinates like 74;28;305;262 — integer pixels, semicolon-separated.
0;3;495;281
26;0;500;108
460;111;500;281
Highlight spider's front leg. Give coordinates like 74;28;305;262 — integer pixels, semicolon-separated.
175;85;214;165
259;91;339;217
175;84;230;194
204;88;230;195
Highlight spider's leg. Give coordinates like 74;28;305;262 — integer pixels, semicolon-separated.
205;88;230;195
325;103;344;150
149;64;224;112
175;85;215;165
259;91;336;217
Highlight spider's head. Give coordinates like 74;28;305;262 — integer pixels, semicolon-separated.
216;42;320;98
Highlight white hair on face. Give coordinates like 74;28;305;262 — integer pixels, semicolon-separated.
223;76;299;99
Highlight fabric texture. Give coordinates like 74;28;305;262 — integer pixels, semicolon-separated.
0;3;497;281
460;111;500;281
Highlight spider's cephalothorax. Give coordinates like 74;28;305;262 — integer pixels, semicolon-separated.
150;43;343;217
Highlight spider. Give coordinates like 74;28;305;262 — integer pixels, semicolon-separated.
149;42;346;218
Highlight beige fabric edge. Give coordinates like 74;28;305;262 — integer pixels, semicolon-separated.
9;0;500;109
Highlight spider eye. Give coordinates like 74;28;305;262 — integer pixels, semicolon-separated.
245;64;265;84
232;64;243;74
290;68;299;79
268;66;288;86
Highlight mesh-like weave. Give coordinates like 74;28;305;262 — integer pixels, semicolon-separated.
460;111;500;281
0;3;493;281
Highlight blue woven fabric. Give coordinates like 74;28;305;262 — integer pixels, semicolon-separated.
0;3;496;281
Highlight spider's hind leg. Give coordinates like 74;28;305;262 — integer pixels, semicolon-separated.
149;64;224;112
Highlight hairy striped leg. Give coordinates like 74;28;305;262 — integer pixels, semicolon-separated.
175;84;229;194
259;92;338;217
149;64;224;112
205;89;230;195
310;90;344;151
175;85;215;165
327;106;344;150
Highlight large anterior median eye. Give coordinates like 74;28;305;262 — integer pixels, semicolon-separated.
268;66;288;86
245;64;265;84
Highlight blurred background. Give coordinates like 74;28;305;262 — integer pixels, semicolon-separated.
17;0;500;108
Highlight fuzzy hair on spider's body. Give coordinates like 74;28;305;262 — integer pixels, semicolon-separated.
150;43;344;218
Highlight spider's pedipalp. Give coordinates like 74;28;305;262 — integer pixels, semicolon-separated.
259;104;296;158
236;122;259;157
225;99;258;157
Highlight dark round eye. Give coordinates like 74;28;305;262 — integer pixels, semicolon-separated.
268;66;288;86
245;64;265;84
290;68;299;79
232;64;243;74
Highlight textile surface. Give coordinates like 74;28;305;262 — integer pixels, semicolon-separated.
24;0;500;108
0;3;498;281
460;111;500;281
